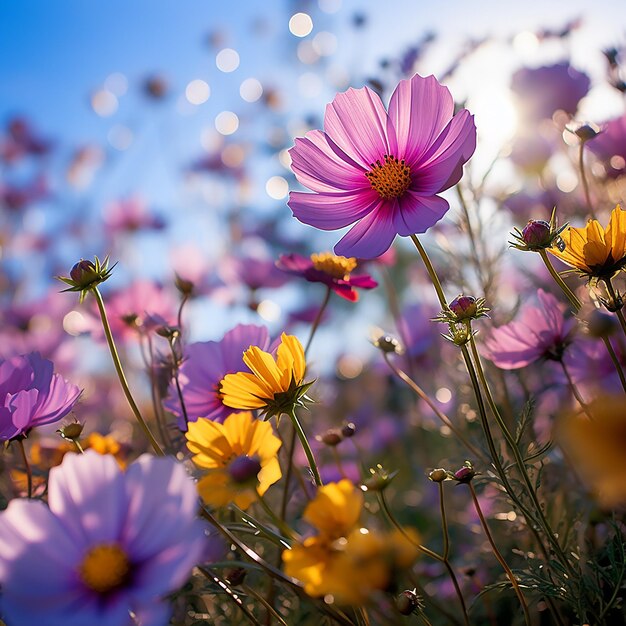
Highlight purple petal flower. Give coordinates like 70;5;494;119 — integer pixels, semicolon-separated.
0;450;206;626
164;324;270;428
481;290;576;369
288;73;476;259
0;353;81;441
588;113;626;178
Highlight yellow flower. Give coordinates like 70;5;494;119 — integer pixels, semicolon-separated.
185;411;282;510
220;333;311;418
283;480;419;604
556;396;626;507
548;205;626;280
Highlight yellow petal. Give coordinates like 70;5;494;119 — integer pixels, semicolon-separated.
304;479;363;538
242;346;284;393
605;204;626;261
220;372;271;409
276;333;306;386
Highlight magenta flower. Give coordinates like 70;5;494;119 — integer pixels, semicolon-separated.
0;450;206;626
164;324;270;429
276;252;378;301
482;290;576;369
0;353;81;441
288;73;476;258
104;195;166;235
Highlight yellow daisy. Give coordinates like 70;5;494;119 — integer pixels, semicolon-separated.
186;411;282;510
220;333;311;418
548;204;626;281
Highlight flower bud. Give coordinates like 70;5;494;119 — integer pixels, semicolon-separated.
448;295;478;321
428;468;448;483
228;455;261;484
361;465;398;492
175;274;194;297
57;421;84;441
453;463;476;484
318;429;343;447
521;220;552;248
396;589;421;616
341;422;356;438
69;260;98;286
375;334;403;354
566;120;601;143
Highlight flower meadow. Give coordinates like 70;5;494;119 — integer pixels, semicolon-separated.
3;4;626;626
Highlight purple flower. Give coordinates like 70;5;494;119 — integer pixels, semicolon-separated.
288;73;476;259
481;290;576;369
588;113;626;178
0;450;206;626
276;252;378;301
165;324;270;428
511;62;590;122
104;195;166;235
0;353;81;441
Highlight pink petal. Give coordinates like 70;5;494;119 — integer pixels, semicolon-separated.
414;110;477;193
334;200;397;258
324;86;391;167
289;130;368;193
388;74;454;165
289;188;379;230
393;192;449;236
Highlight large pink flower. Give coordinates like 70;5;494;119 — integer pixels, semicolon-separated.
288;73;476;258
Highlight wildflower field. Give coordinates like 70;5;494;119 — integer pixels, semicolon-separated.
2;1;626;624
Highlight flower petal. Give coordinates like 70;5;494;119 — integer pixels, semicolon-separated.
393;192;449;236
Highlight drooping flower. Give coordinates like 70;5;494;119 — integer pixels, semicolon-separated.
276;251;378;301
482;290;576;369
186;411;282;510
0;450;206;626
283;480;419;604
555;396;626;506
548;205;626;281
288;73;476;258
0;353;81;441
220;332;311;419
164;324;270;428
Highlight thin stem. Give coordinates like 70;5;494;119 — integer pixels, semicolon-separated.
288;409;322;487
559;359;592;417
256;492;296;540
92;287;164;456
601;336;626;393
242;584;290;626
16;439;32;498
73;439;85;453
279;426;297;520
578;141;595;218
538;249;581;312
383;353;489;464
410;234;447;309
305;286;331;355
436;482;471;626
468;482;531;626
467;336;577;574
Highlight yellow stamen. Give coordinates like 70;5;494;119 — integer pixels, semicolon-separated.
310;252;357;280
79;544;130;593
364;155;411;200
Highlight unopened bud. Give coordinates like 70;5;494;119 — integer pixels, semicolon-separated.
448;295;478;320
522;220;552;248
396;589;421;616
566;120;601;143
428;468;449;483
175;274;194;297
341;422;356;438
57;421;84;441
318;429;342;447
453;463;476;484
69;260;98;285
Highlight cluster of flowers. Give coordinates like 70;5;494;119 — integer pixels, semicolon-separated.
2;39;626;626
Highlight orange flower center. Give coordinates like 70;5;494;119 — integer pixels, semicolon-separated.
79;543;130;593
310;252;357;279
365;155;411;200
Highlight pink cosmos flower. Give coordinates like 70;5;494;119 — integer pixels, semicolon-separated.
276;252;378;301
482;290;576;369
288;73;476;258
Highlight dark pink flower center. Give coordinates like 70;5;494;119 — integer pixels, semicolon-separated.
365;155;411;200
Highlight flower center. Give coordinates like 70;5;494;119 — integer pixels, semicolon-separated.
310;252;357;279
365;155;411;200
228;454;262;483
79;543;130;593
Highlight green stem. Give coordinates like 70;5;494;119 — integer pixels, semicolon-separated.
605;278;626;341
578;141;595;218
559;359;592;417
288;408;322;487
73;439;85;454
467;336;578;577
601;336;626;394
304;286;331;356
92;287;164;456
256;492;296;539
468;483;531;626
538;249;581;312
410;234;447;309
16;439;32;498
